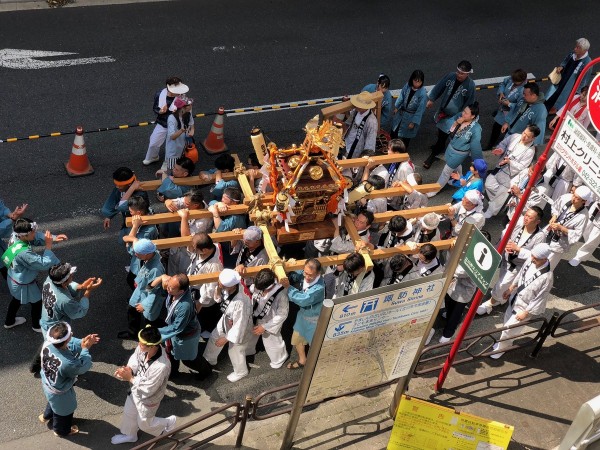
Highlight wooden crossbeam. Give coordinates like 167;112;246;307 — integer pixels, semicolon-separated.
373;205;450;223
125;204;249;227
188;238;455;285
137;153;408;192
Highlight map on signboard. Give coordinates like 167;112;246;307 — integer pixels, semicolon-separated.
305;277;445;404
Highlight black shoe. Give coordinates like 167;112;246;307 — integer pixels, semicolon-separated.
117;330;137;340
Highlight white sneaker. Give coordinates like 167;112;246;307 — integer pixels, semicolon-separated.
111;434;138;445
476;301;493;316
4;317;26;329
164;415;177;433
200;330;212;339
439;335;452;344
226;371;248;382
425;328;435;345
569;258;581;267
489;343;504;360
483;210;493;219
142;156;160;165
32;327;42;333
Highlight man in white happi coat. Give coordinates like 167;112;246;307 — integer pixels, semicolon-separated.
247;268;289;369
186;233;223;339
478;207;545;315
569;194;600;267
484;125;538;219
231;226;269;288
448;190;485;237
490;243;553;359
333;253;375;298
203;269;253;382
505;166;549;222
404;244;444;281
111;326;176;445
543;152;576;203
544;185;591;269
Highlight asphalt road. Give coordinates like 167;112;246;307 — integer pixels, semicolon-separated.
1;0;600;446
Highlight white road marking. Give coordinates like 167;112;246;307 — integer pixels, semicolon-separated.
228;73;536;116
0;49;115;69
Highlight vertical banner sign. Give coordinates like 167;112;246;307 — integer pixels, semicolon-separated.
553;111;600;199
304;276;445;404
459;227;501;293
587;73;600;134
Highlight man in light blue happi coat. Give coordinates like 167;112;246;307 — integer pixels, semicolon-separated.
3;218;66;332
39;322;100;437
284;258;325;370
423;60;476;169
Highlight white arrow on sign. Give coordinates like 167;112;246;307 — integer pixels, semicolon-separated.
0;49;115;69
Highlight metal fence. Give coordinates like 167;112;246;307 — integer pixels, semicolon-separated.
132;301;600;449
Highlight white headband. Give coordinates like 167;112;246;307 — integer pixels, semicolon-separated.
16;221;38;237
52;265;77;285
46;322;72;345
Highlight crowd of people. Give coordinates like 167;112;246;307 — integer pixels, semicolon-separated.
0;37;596;442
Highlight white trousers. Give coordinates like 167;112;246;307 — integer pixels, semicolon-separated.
490;263;518;303
120;395;168;437
436;165;462;189
496;308;527;352
203;331;249;377
485;172;511;216
574;222;600;262
550;178;572;203
145;124;167;161
246;329;288;369
547;251;563;270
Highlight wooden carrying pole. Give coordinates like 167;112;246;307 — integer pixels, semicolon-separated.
186;239;455;286
137;152;406;192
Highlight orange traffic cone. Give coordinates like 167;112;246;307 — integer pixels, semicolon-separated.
64;126;94;177
202;106;228;155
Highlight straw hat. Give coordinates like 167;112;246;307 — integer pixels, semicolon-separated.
350;91;376;110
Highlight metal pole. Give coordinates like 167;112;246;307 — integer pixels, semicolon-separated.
388;223;474;417
280;299;334;450
435;57;600;391
235;395;253;448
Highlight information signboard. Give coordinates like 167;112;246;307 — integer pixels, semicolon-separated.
459;226;501;293
304;276;445;404
553;111;600;199
388;395;514;450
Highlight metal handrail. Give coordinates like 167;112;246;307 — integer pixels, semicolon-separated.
131;402;242;450
415;317;549;375
252;381;300;420
551;301;600;338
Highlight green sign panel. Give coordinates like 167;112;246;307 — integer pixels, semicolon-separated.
459;227;501;293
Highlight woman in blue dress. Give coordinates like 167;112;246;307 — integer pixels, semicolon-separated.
391;70;427;150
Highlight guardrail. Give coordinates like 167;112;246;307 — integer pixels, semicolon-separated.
130;399;250;450
414;317;550;375
551;302;600;338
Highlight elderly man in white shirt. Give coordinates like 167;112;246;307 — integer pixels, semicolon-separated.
491;243;553;359
545;185;592;269
203;269;253;382
484;125;538;219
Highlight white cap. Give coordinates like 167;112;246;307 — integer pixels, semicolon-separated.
575;185;593;204
464;190;482;205
219;268;241;287
531;243;551;260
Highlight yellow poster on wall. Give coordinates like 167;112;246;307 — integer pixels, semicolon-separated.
388;395;514;450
